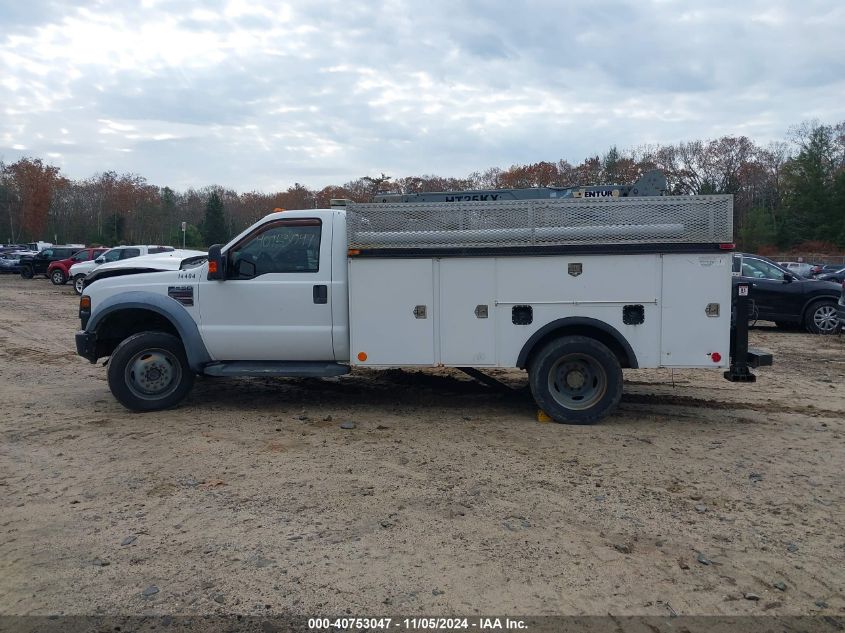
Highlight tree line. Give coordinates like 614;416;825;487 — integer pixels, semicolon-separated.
1;119;843;252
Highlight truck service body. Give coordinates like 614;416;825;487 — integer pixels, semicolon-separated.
75;174;771;423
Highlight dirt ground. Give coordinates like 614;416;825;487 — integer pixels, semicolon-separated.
0;274;843;618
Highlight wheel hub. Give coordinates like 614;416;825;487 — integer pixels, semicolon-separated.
548;354;608;411
564;368;586;389
814;306;838;332
126;351;179;397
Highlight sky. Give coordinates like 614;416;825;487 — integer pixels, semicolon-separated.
1;0;843;192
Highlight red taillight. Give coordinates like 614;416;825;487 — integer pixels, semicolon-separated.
719;243;735;250
711;352;722;363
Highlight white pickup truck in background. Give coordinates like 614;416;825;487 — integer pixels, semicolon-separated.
75;174;771;423
69;245;177;294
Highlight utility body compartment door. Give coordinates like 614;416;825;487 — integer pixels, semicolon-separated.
439;259;496;365
349;259;435;365
660;253;731;367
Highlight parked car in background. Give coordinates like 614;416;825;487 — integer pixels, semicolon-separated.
0;252;24;273
0;244;30;255
778;261;817;278
812;264;845;277
18;246;84;279
81;249;207;293
735;254;842;334
47;247;110;285
70;245;176;294
25;241;53;252
838;279;845;329
817;267;845;284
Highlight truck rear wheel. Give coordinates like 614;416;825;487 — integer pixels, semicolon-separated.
107;332;195;411
529;335;623;424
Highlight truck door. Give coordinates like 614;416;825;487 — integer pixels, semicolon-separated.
198;217;335;361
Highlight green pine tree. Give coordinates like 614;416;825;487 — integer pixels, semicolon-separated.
202;192;228;246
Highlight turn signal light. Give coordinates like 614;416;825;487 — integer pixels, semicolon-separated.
80;295;91;310
357;352;368;362
208;260;218;274
348;249;361;257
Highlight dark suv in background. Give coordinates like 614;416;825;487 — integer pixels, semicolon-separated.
733;253;842;334
19;247;84;279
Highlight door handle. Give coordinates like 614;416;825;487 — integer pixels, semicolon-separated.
313;284;328;304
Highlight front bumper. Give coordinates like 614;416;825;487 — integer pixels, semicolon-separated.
76;330;98;363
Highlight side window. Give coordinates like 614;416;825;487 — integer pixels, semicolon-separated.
121;248;141;259
72;251;91;262
149;246;174;254
41;249;54;258
732;255;741;274
742;258;784;280
102;249;122;262
228;220;321;279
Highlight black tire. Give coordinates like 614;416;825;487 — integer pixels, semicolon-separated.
20;266;33;279
528;335;623;425
73;275;86;295
107;332;195;411
804;300;841;335
50;269;67;285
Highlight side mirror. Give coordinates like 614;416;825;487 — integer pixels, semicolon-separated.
783;272;793;282
95;256;105;264
207;244;225;280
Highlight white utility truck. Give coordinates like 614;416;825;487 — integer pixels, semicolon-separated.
75;172;771;423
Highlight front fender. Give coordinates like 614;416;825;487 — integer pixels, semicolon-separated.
87;291;211;371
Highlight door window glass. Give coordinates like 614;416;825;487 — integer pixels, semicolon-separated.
120;248;141;259
72;251;91;262
741;258;785;280
229;221;321;278
102;249;122;262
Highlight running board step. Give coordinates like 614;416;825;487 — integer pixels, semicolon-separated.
202;361;351;378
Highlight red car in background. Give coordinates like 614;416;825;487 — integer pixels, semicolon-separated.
47;247;110;285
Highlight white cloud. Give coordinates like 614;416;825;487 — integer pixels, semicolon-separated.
0;0;843;191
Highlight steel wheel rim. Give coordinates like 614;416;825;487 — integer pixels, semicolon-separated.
547;353;608;410
124;348;182;400
814;305;838;332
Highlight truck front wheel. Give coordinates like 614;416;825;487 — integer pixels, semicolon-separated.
107;332;195;411
529;335;623;424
